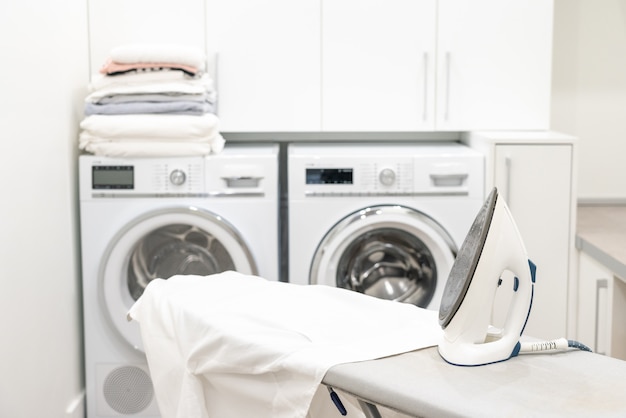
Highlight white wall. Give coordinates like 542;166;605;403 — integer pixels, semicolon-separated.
551;0;626;202
0;2;88;417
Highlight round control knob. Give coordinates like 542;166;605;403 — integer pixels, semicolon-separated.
379;168;396;186
169;169;187;186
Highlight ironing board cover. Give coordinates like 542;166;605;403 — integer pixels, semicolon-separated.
128;271;442;418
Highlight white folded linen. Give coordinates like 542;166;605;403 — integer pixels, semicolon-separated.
95;92;212;105
84;100;215;116
80;136;224;157
79;132;221;145
110;43;206;70
80;113;220;140
89;69;198;91
85;73;215;104
127;272;442;418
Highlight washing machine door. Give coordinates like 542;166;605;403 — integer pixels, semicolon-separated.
100;206;257;351
310;205;457;310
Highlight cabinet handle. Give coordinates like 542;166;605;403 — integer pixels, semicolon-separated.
595;278;608;355
504;155;512;205
445;52;451;121
208;51;219;115
422;52;428;121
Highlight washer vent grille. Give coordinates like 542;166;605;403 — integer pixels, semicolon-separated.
103;366;154;414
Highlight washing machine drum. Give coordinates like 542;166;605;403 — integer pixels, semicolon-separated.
126;223;237;301
310;205;457;310
101;207;257;351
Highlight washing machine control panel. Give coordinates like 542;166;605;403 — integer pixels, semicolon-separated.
290;144;484;198
303;159;415;195
81;156;206;198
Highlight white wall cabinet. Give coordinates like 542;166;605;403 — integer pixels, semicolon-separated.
436;0;553;131
323;0;553;132
89;0;553;132
321;0;437;131
205;0;321;132
91;0;322;132
577;252;626;360
465;131;577;340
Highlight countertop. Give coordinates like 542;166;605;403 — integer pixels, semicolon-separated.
323;346;626;417
576;205;626;279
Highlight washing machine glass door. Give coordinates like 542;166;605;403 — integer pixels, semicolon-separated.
310;205;457;309
101;207;257;351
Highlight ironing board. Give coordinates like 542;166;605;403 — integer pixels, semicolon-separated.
323;343;626;417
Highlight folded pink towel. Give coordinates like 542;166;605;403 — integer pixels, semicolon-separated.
100;59;199;76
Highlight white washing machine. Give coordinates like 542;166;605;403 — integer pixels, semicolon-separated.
79;143;279;417
288;142;484;310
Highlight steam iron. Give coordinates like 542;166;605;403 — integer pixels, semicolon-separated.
438;187;536;366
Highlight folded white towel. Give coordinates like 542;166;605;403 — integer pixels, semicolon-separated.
89;69;196;91
110;43;206;70
80;113;220;139
128;272;442;418
84;100;215;116
80;136;225;157
85;73;215;103
95;92;212;105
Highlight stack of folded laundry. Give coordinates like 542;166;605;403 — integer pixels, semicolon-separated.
79;44;224;157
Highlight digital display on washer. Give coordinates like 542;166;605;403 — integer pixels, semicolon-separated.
306;168;353;184
92;166;134;189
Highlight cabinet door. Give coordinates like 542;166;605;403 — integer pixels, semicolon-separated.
206;0;321;132
321;0;436;131
494;144;572;339
578;252;626;359
578;252;612;354
437;0;553;130
88;0;206;77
